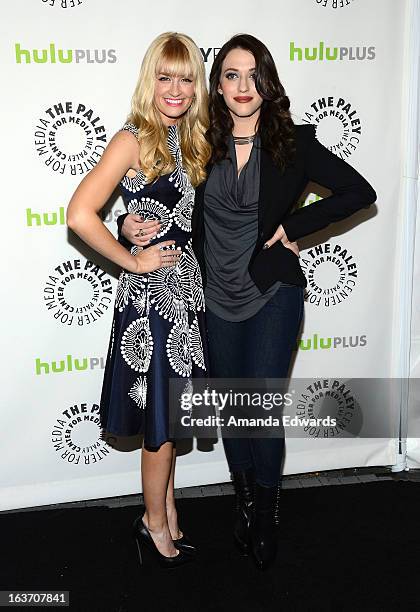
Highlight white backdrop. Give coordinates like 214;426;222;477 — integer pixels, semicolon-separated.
0;0;413;511
404;0;420;469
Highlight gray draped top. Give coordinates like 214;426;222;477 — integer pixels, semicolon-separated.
203;135;283;322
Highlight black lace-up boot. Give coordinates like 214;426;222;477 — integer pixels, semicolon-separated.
231;469;255;554
251;483;278;570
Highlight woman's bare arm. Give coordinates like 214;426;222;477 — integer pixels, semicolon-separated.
67;131;180;274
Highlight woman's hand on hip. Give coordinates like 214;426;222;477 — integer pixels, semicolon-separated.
122;213;161;247
263;224;300;257
133;241;182;274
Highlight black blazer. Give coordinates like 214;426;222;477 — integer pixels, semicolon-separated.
192;124;376;292
117;124;376;291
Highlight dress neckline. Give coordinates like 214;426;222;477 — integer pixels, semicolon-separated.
230;133;258;178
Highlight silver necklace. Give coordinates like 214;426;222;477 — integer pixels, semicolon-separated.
233;134;256;145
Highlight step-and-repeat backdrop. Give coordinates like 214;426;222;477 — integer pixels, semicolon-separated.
1;0;410;510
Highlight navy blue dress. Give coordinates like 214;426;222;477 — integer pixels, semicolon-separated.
100;123;208;448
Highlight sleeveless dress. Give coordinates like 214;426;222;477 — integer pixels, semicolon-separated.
100;123;208;448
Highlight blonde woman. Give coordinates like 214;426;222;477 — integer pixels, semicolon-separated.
67;32;211;569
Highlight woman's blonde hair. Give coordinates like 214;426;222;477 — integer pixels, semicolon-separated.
128;32;211;186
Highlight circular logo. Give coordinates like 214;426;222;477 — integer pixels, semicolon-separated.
300;242;358;308
314;0;354;8
42;0;84;8
34;101;107;175
295;379;360;437
51;402;111;465
303;95;361;158
43;258;114;326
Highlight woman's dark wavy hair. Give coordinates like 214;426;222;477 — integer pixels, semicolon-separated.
208;34;296;171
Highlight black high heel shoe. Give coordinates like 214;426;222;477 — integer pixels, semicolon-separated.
173;532;196;556
136;505;196;555
132;517;192;569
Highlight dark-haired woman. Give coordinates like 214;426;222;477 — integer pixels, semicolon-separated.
119;34;376;570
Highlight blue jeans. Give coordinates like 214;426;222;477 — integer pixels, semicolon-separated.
206;285;304;487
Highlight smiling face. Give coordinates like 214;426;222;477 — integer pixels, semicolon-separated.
218;48;263;121
154;71;195;125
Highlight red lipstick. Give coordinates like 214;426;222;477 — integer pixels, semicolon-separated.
233;96;253;103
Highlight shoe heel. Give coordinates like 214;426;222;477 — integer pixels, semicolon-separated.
134;535;143;566
234;533;250;556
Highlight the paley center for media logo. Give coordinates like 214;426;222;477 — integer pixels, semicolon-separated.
34;101;107;175
42;0;83;8
300;242;358;308
302;95;362;159
43;258;113;326
295;378;358;437
200;48;220;63
51;401;111;466
314;0;355;8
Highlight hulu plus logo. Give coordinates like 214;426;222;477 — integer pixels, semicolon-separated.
25;206;120;227
42;0;83;8
35;354;105;375
297;333;367;351
290;42;375;62
15;43;117;64
26;206;65;227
